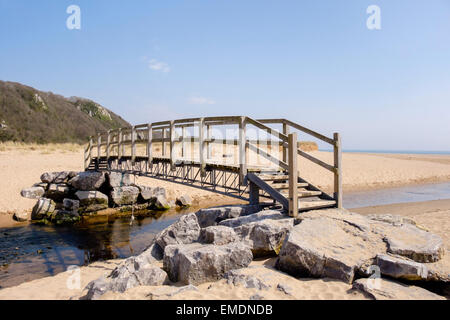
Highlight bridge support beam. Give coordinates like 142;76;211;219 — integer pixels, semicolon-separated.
249;181;260;205
333;132;343;209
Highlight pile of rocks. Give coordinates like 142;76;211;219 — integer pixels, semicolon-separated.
83;206;449;300
19;171;192;225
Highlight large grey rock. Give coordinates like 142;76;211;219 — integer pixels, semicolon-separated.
199;226;238;245
13;211;30;222
137;186;166;202
63;198;80;213
45;184;71;202
31;198;56;220
195;205;263;228
219;210;284;228
376;254;429;281
75;191;108;212
152;194;171;210
176;194;192;208
68;171;105;191
375;253;449;283
276;212;386;283
20;186;45;199
163;242;253;285
40;171;77;184
353;278;445;300
154;213;201;250
110;186;140;206
84;257;168;299
106;172;132;188
383;224;444;263
234;218;294;257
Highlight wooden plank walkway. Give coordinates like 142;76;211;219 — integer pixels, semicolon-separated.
85;116;342;215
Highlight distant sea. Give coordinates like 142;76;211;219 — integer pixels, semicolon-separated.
320;149;450;155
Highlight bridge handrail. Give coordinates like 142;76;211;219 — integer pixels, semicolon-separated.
84;115;342;208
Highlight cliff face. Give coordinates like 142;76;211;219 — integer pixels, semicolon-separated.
0;81;130;143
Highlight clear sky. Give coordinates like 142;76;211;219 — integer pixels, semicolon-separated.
1;0;449;151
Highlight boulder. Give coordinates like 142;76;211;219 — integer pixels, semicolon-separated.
176;194;192;208
63;198;80;213
40;171;77;184
234;218;294;257
110;186;140;206
154;213;201;250
68;171;105;191
20;186;45;199
137;186;166;202
199;226;238;245
152;194;171;210
383;224;444;263
195;205;263;228
75;191;108;213
31;198;56;220
276;214;386;283
44;184;71;202
13;211;30;222
219;210;285;228
353;278;445;300
375;253;450;283
106;172;132;188
163;242;253;285
84;257;168;300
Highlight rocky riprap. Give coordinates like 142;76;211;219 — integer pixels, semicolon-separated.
19;170;193;225
82;206;449;300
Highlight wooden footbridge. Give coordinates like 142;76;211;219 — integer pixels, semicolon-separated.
84;116;342;217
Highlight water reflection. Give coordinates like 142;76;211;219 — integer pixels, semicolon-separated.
0;208;190;289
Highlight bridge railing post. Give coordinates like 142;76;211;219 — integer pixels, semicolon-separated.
199;118;206;176
96;133;101;170
131;126;136;164
181;126;186;159
147;124;153;171
282;121;289;164
239;116;247;185
118;128;122;160
170;120;176;171
333;132;343;209
161;127;166;157
106;130;111;159
288;132;298;217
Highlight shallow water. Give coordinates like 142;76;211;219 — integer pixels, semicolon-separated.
1;182;450;289
343;182;450;209
0;208;191;289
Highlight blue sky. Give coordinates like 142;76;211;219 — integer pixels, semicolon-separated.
1;0;449;151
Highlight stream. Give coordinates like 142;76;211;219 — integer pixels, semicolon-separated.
1;181;449;289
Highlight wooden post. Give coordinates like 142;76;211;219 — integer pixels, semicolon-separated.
288;132;298;217
161;128;166;157
283;121;289;164
199;118;206;176
148;125;153;170
106;130;111;161
249;182;260;205
206;124;212;160
85;138;92;170
181;126;187;158
170;120;176;171
97;133;101;170
118;128;122;160
131;126;136;164
239;116;247;185
334;132;343;209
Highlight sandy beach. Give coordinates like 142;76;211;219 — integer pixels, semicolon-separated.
1;145;450;225
0;198;448;300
